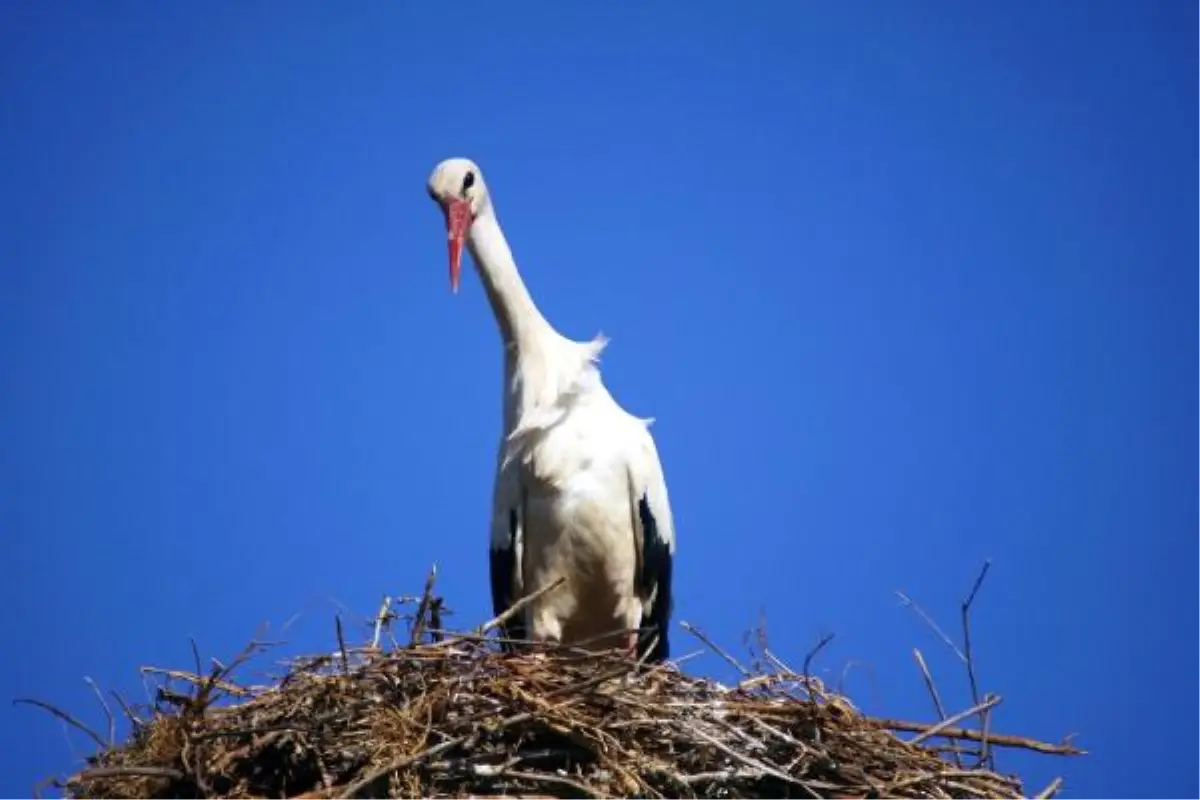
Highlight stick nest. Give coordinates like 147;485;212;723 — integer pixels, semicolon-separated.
47;576;1082;799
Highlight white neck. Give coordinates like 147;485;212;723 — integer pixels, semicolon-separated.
466;209;555;351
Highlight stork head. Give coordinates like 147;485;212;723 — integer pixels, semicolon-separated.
426;157;489;294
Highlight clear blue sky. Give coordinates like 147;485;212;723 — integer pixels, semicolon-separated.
2;2;1195;797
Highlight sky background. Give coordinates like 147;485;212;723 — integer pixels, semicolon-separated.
1;2;1195;797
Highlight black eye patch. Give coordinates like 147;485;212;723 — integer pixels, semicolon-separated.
461;171;476;192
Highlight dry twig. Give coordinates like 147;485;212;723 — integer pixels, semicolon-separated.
897;559;1001;770
370;595;393;650
960;560;993;767
409;564;438;645
912;648;959;766
14;698;108;750
874;718;1085;756
83;678;116;747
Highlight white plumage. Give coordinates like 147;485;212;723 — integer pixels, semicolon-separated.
426;157;676;661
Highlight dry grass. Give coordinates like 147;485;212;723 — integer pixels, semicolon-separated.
29;567;1083;799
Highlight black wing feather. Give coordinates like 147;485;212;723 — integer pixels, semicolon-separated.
489;507;525;649
636;492;673;663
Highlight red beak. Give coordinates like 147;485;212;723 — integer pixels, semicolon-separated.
443;198;472;294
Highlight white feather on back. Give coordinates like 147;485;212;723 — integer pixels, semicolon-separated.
499;330;674;555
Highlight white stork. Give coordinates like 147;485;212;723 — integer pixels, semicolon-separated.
425;157;676;662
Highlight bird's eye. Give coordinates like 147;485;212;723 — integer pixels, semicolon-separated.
461;171;476;192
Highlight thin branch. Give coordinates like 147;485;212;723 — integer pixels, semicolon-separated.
69;766;185;782
872;717;1086;755
335;615;349;674
139;667;251;697
908;696;1002;745
895;591;967;664
960;561;990;706
960;560;991;760
410;563;438;645
1035;776;1065;798
680;621;751;676
184;633;273;716
978;690;997;769
962;559;991;612
911;649;959;767
428;597;445;643
434;578;566;648
371;595;392;650
634;632;660;669
14;698;107;749
189;638;203;685
83;677;115;747
34;775;58;799
480;578;565;636
802;632;836;688
911;650;947;720
897;562;1000;769
109;689;144;732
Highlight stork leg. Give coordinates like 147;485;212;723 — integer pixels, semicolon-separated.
616;600;645;660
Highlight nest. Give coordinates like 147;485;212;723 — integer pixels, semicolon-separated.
40;573;1082;799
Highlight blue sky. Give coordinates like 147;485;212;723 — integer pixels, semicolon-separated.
1;2;1195;797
